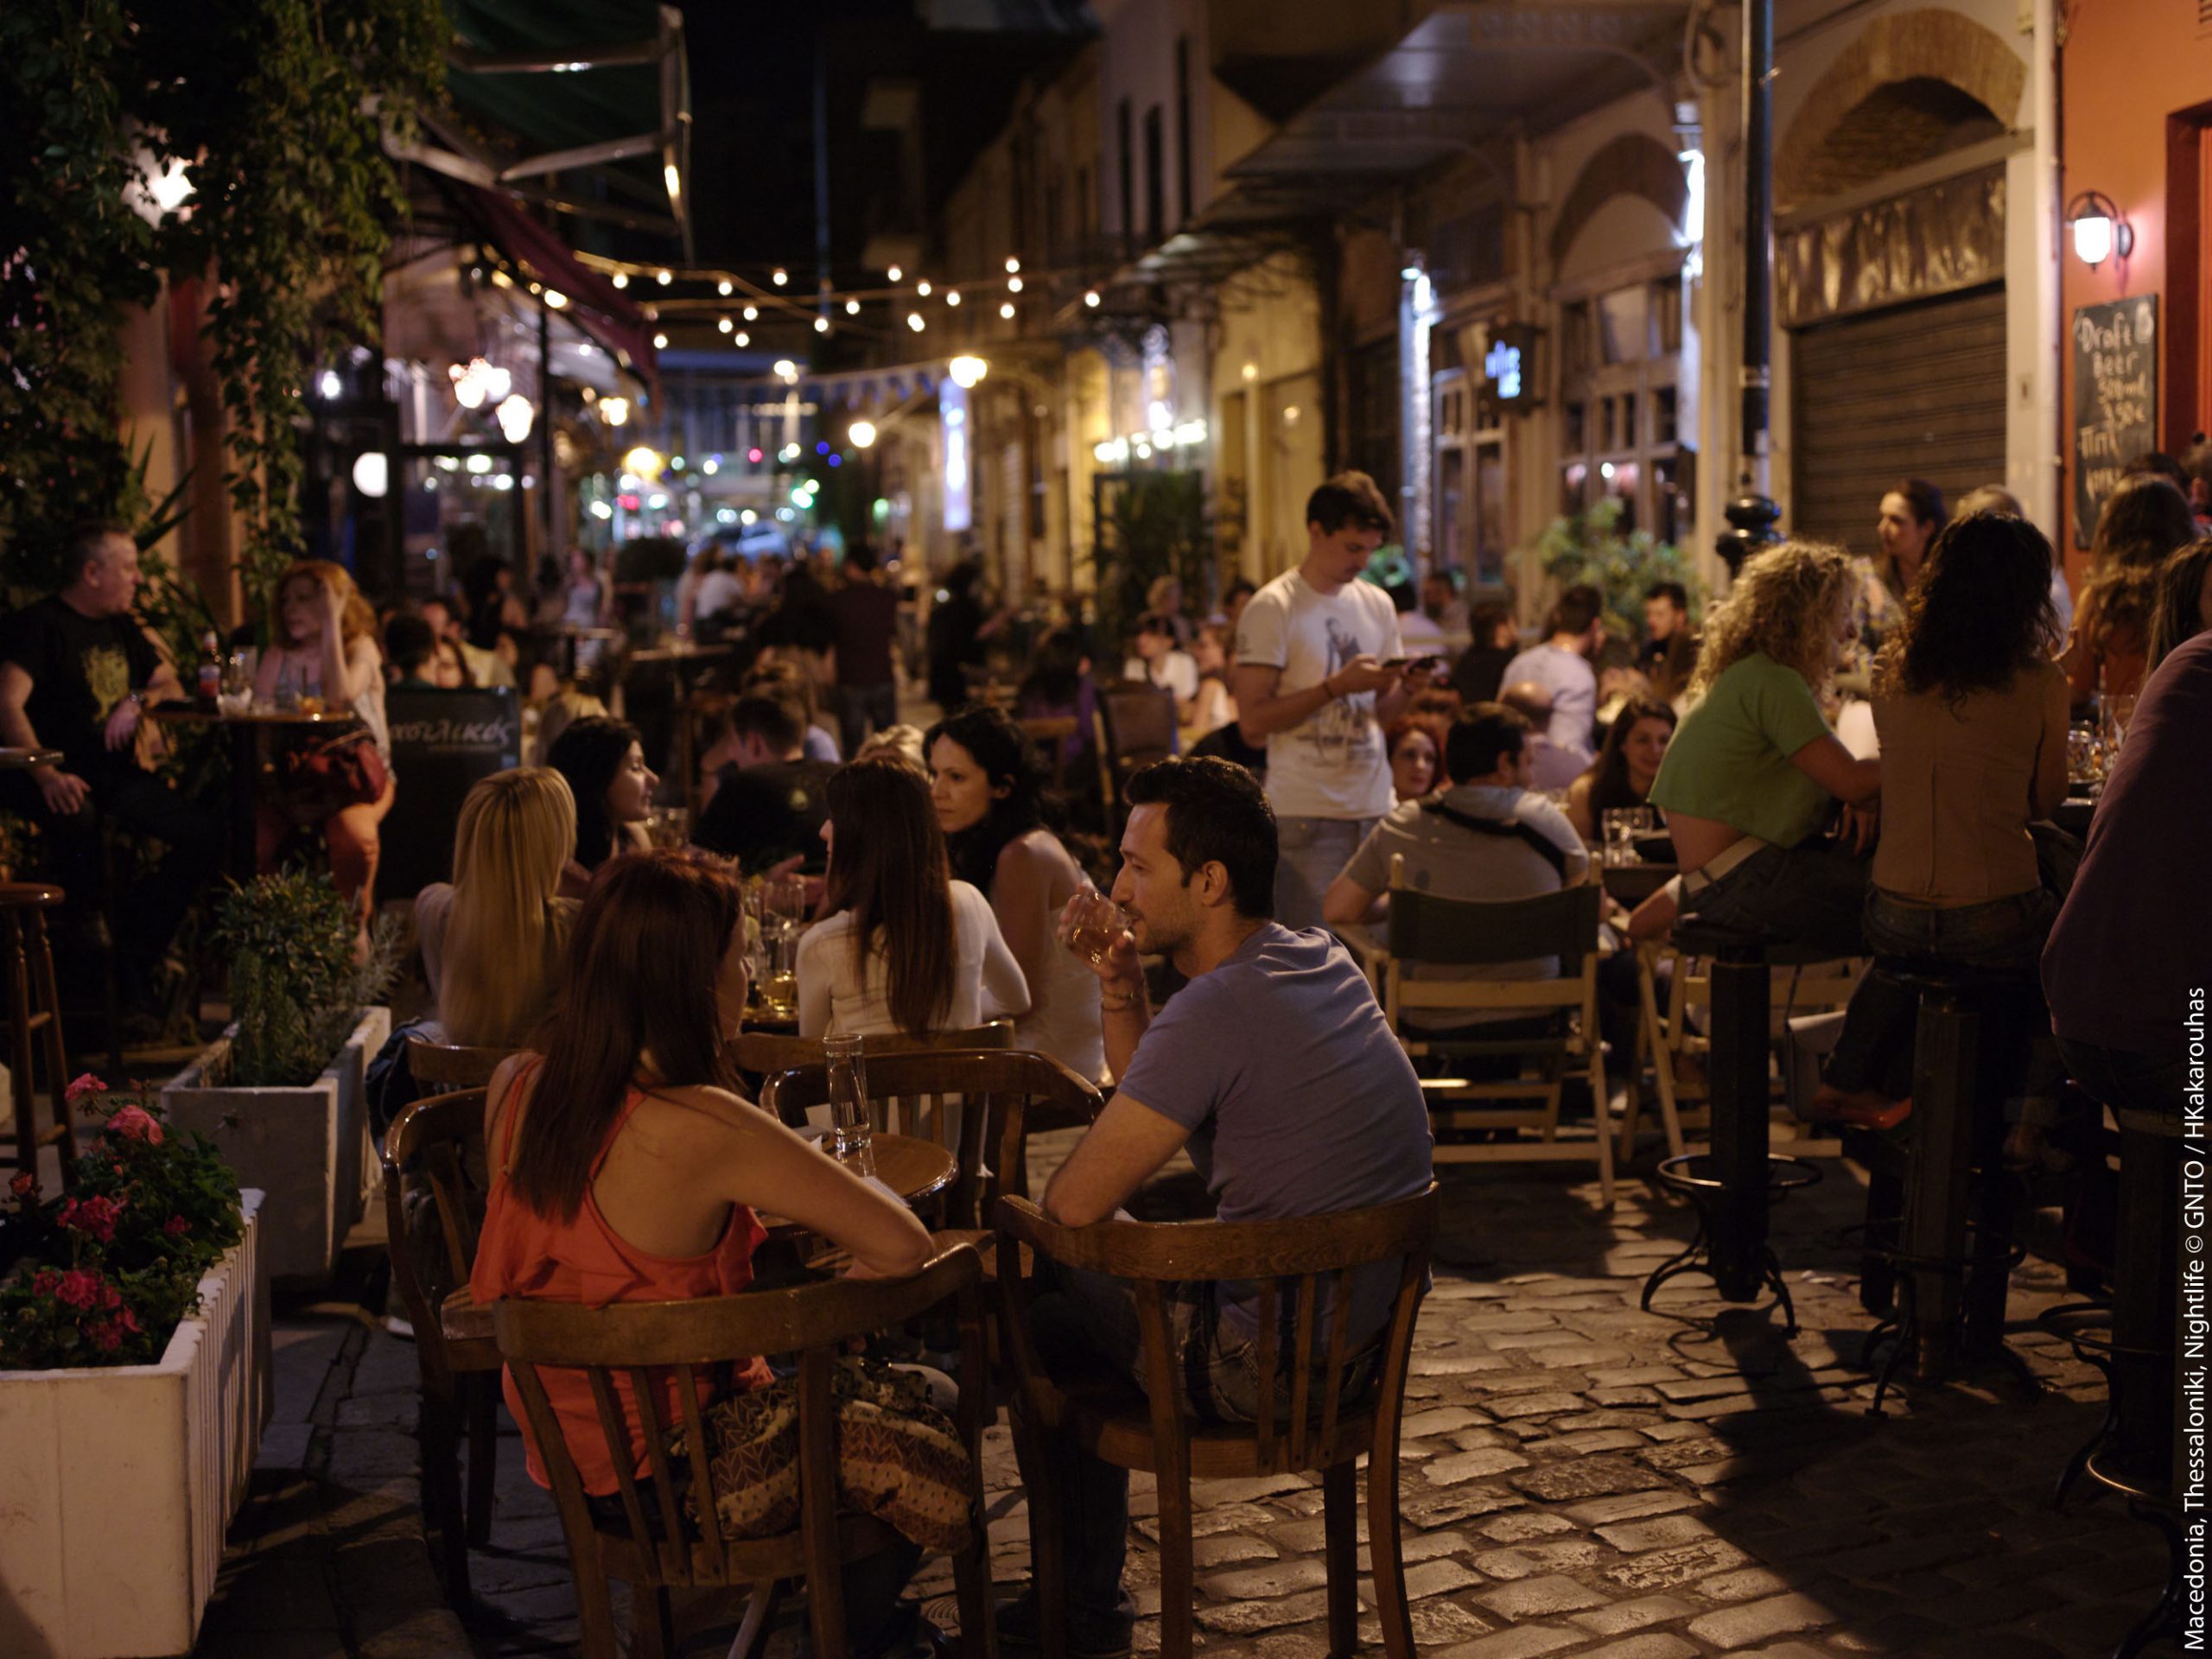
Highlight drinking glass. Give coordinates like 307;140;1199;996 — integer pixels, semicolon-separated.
823;1033;874;1173
764;874;808;930
2067;722;2099;788
647;805;691;849
1066;888;1127;965
755;925;798;1020
1601;806;1655;868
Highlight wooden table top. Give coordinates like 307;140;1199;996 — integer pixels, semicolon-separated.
759;1131;957;1237
149;704;360;727
0;747;63;769
1601;861;1678;906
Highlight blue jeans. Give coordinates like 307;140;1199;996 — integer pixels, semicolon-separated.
833;683;899;760
1826;887;2063;1105
1676;837;1871;960
1274;815;1376;931
2059;1035;2191;1132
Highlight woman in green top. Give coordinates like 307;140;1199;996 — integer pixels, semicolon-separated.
1647;541;1882;957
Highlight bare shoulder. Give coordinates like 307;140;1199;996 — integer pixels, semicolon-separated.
634;1081;777;1142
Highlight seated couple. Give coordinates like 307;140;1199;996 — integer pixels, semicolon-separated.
469;759;1437;1659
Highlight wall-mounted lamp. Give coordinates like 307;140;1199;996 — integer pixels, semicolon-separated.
2066;190;2133;270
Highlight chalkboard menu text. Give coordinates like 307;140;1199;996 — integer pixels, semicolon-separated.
2072;296;2159;548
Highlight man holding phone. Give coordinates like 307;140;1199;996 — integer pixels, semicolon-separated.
1233;472;1411;926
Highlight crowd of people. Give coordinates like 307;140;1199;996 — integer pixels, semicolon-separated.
9;442;2211;1656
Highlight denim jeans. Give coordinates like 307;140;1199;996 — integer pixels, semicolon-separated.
1675;837;1871;960
2058;1035;2191;1131
833;683;899;760
1825;887;2062;1104
1274;815;1376;931
1014;1259;1374;1635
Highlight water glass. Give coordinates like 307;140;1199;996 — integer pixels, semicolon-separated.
1600;806;1654;867
646;805;690;849
764;874;809;929
823;1033;874;1173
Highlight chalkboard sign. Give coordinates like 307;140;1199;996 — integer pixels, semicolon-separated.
380;685;520;900
2072;295;2159;548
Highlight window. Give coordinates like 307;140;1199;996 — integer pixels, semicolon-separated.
1175;36;1193;224
1144;106;1164;245
1558;272;1690;543
1116;100;1133;249
1432;362;1510;588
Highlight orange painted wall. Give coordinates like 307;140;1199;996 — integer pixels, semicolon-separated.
2058;0;2212;566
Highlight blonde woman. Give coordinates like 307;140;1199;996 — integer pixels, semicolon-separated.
253;561;396;940
1646;541;1881;957
414;769;580;1047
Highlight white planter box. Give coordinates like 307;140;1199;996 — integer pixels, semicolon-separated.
162;1007;391;1286
0;1188;269;1658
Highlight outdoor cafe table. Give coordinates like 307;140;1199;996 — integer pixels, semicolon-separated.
1600;861;1677;908
757;1132;957;1238
149;704;362;877
0;746;64;770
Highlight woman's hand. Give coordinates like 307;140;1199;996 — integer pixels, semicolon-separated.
318;582;346;639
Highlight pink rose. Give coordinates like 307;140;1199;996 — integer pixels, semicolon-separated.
163;1214;190;1236
105;1104;162;1146
54;1269;105;1310
63;1073;104;1106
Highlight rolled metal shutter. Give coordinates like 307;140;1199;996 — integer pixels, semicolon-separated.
1789;283;2007;558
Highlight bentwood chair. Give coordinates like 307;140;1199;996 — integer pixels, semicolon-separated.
405;1035;517;1093
380;1087;498;1602
994;1186;1440;1659
760;1048;1102;1231
728;1020;1014;1086
492;1241;995;1659
1376;859;1616;1206
1094;683;1178;827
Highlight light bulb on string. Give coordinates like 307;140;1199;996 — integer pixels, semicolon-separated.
907;312;925;332
655;270;671;285
743;305;758;321
1005;257;1020;274
772;268;788;286
653;332;668;349
845;298;861;315
1084;290;1101;308
887;264;903;283
612;271;629;289
735;331;748;346
719;316;734;333
814;316;830;334
945;289;960;307
717;279;733;296
916;280;931;297
1000;302;1015;319
1007;276;1023;293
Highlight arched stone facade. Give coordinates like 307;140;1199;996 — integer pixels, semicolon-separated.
1776;10;2025;210
1548;133;1688;272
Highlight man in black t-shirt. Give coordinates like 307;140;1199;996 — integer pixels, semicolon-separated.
691;691;836;875
829;543;901;756
0;523;220;995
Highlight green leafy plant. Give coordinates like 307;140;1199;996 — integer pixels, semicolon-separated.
1533;498;1706;641
0;1079;243;1369
212;872;401;1088
1088;470;1213;658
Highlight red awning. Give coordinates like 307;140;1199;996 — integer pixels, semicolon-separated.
464;186;659;385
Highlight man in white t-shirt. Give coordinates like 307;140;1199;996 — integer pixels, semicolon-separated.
1232;471;1413;926
1501;582;1602;761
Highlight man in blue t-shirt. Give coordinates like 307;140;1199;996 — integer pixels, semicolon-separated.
997;756;1433;1658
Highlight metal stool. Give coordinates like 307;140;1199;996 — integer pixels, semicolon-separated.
1639;918;1834;1314
1643;1151;1821;1332
2082;1444;2185;1659
0;881;77;1194
1856;958;2040;1415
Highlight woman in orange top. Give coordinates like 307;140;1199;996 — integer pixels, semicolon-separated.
470;849;936;1652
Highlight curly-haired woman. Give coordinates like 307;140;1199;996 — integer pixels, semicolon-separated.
2066;473;2196;709
1813;512;2072;1125
1646;541;1881;956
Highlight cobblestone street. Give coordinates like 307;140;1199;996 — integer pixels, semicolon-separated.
196;1137;2164;1658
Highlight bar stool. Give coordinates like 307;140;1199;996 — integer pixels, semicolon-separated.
1856;958;2039;1415
0;881;77;1194
1639;918;1828;1320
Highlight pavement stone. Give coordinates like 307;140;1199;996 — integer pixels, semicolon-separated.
192;1147;2161;1658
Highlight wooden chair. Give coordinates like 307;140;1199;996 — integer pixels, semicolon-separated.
1378;861;1616;1206
1018;715;1078;791
994;1185;1440;1659
405;1035;517;1093
1618;941;1862;1163
760;1048;1102;1231
1094;683;1178;824
380;1087;499;1603
0;882;74;1194
492;1241;995;1659
728;1020;1014;1085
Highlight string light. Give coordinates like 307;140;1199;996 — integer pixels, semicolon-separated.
717;278;733;296
1000;301;1015;319
1007;276;1022;293
814;316;830;334
719;316;734;333
543;289;568;308
887;264;903;282
655;269;671;285
735;331;748;346
945;289;961;307
1084;289;1100;307
1005;257;1020;274
652;332;668;349
612;271;628;289
844;297;861;315
772;268;788;286
907;312;925;332
743;304;758;321
916;280;931;297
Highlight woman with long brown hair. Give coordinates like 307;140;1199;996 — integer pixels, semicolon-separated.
469;851;938;1654
2146;537;2212;673
1565;696;1676;845
252;559;396;943
798;753;1028;1038
2067;473;2197;706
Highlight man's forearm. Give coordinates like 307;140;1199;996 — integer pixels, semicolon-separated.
1239;678;1338;741
0;702;42;753
1101;984;1152;1088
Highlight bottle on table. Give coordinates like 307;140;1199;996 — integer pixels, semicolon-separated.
197;632;223;710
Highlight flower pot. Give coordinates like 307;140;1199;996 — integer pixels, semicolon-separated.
0;1189;268;1658
162;1007;391;1286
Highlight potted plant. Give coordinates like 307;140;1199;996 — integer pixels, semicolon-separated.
0;1080;267;1658
162;872;398;1285
1534;497;1706;659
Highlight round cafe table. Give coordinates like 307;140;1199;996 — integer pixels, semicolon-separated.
0;747;64;770
758;1132;958;1238
149;705;362;878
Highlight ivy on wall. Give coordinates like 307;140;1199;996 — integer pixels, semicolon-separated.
0;0;442;613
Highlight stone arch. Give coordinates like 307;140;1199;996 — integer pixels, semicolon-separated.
1777;10;2024;210
1548;134;1689;271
